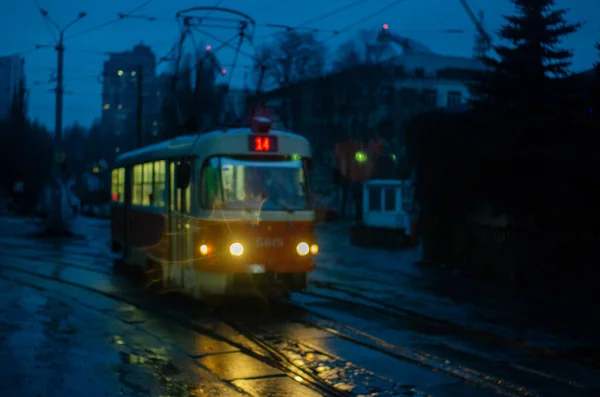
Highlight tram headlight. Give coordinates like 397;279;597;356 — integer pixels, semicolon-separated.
199;244;209;255
296;242;310;256
229;242;243;256
310;244;319;255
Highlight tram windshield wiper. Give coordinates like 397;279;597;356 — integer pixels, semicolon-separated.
242;203;258;214
274;201;295;214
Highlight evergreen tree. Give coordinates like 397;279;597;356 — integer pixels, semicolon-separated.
594;42;600;117
471;0;580;113
596;41;600;71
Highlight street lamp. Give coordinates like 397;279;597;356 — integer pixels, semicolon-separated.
36;10;87;235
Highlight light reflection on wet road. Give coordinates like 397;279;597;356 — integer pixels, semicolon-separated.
0;216;598;396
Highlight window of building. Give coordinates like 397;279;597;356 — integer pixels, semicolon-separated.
153;161;166;207
132;164;143;205
103;104;110;110
422;89;437;110
142;162;153;206
401;88;418;108
368;187;382;211
380;86;393;104
384;188;396;211
415;67;425;78
447;91;462;108
111;168;125;203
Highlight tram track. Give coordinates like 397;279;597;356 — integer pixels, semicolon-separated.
0;253;530;396
253;303;535;397
218;311;436;397
1;254;467;396
0;243;595;396
303;280;600;371
288;298;598;394
0;259;359;397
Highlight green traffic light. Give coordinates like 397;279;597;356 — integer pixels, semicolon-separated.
355;151;367;162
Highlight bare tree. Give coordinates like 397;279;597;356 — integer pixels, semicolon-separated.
328;28;397;143
333;40;362;71
334;28;394;71
253;31;327;129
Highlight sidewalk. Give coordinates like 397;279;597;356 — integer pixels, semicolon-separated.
312;222;600;355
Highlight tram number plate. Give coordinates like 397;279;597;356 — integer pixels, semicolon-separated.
256;237;284;247
249;135;278;152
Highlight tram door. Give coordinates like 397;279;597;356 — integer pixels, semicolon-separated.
123;167;132;260
169;160;193;275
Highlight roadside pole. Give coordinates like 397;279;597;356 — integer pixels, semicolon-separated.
41;11;86;235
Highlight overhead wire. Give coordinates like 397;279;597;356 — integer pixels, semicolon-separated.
191;28;259;64
255;0;379;41
11;0;157;56
24;0;407;108
64;0;156;40
166;5;253;124
315;0;409;46
298;0;376;28
204;0;227;20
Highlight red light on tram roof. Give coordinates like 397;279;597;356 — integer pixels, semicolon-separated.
205;45;211;51
383;23;389;29
251;116;272;133
221;68;227;74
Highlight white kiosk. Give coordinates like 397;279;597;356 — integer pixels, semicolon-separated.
350;179;417;248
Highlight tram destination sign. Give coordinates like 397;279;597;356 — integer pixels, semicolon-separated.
248;135;278;152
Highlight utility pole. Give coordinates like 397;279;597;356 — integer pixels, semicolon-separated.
55;32;65;144
36;10;86;235
136;65;143;148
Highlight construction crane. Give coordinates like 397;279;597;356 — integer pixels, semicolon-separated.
458;0;492;58
376;24;436;55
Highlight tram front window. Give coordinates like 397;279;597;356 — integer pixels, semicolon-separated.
201;156;310;211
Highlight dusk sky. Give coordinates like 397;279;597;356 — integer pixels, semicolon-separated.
1;0;598;131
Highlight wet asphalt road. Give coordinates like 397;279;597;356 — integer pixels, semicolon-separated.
0;216;599;397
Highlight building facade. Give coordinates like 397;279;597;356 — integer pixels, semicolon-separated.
254;52;486;194
100;44;160;152
0;54;25;120
258;52;485;138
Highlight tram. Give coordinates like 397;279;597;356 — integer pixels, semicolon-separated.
110;117;318;299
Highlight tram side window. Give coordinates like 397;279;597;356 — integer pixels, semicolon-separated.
132;165;143;205
169;162;175;211
142;162;153;206
111;168;125;203
200;158;222;208
153;160;166;207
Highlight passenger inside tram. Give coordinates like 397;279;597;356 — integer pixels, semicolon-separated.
201;157;309;211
